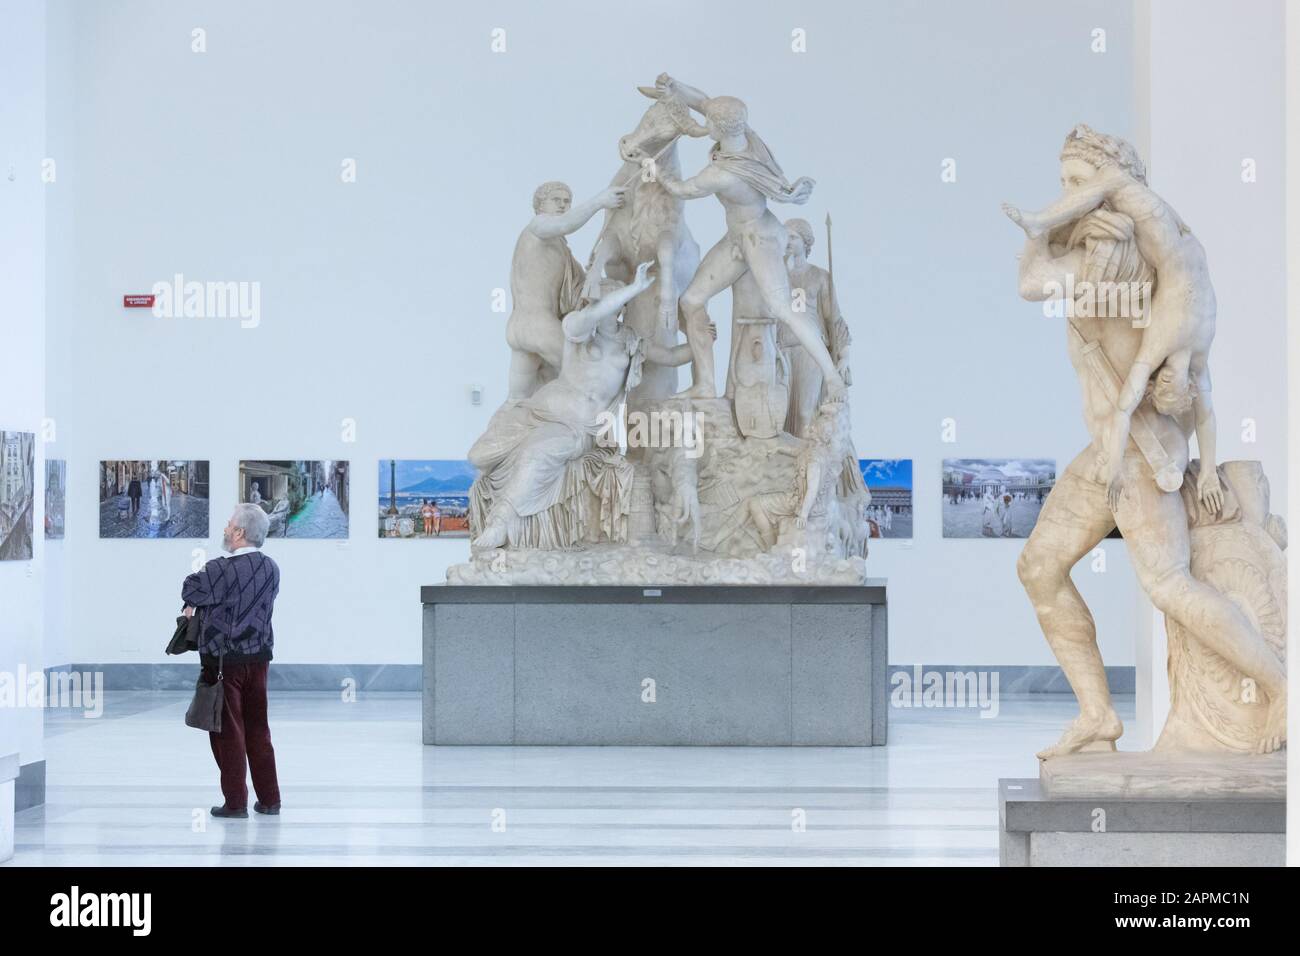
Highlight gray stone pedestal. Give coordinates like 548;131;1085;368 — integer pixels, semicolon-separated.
999;775;1286;867
1;752;18;863
421;583;887;746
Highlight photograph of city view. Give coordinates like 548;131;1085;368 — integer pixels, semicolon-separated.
99;460;210;539
240;460;350;539
0;431;36;560
942;458;1056;539
377;460;473;539
858;459;913;540
45;459;65;540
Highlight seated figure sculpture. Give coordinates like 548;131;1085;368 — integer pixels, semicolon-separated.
711;401;852;553
469;262;698;550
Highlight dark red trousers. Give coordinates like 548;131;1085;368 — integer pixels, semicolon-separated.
208;662;280;809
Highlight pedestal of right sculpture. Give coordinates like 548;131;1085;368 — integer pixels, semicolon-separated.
999;752;1286;867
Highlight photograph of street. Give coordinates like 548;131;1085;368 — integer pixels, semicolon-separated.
378;460;473;539
858;459;913;540
45;459;65;540
99;460;210;539
240;460;350;539
942;458;1056;539
0;431;36;560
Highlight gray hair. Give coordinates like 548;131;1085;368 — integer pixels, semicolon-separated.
231;503;270;548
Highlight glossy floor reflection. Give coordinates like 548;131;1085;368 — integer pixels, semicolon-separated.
10;690;1133;866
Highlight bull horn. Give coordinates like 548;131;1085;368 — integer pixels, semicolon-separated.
682;116;709;137
637;85;662;99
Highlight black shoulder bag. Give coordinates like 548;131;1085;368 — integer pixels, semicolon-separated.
185;655;224;733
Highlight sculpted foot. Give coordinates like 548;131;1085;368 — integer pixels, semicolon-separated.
1002;202;1042;238
1258;694;1286;754
1036;710;1124;760
471;519;509;551
1001;202;1022;226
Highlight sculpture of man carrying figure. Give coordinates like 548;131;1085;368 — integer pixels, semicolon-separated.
1005;124;1285;757
652;74;847;402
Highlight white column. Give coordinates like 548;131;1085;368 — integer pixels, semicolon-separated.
0;0;48;853
1132;0;1289;751
1285;0;1299;870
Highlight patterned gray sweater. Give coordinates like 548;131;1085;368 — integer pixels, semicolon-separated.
182;551;280;663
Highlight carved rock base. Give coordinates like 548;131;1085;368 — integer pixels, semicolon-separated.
445;541;868;586
1039;750;1286;800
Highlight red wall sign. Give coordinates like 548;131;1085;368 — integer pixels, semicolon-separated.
123;294;155;308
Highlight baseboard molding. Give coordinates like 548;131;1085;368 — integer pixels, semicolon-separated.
50;663;1135;694
891;664;1134;695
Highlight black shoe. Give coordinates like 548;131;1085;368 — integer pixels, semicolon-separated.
254;802;281;815
210;805;248;818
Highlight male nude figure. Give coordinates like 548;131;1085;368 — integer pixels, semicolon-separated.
653;76;846;401
506;180;628;401
1004;124;1222;515
1010;129;1286;756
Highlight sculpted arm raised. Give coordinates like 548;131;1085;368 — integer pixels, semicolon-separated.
562;262;655;341
656;73;708;110
659;162;729;202
530;185;628;239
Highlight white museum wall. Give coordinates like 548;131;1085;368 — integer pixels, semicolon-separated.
0;0;47;770
43;0;1158;667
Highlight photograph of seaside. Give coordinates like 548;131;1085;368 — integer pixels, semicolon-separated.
377;459;474;539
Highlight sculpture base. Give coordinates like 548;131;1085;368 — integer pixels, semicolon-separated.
1039;750;1286;800
421;583;887;746
1000;755;1286;866
0;752;18;864
446;542;868;586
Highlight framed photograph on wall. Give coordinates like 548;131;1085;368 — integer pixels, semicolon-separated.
942;459;1056;539
0;431;36;559
239;460;350;539
858;459;913;540
45;459;66;540
99;460;210;539
377;459;474;539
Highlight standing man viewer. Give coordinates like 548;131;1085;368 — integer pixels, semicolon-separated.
182;503;283;817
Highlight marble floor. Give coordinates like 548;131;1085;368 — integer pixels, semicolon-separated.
9;691;1133;866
